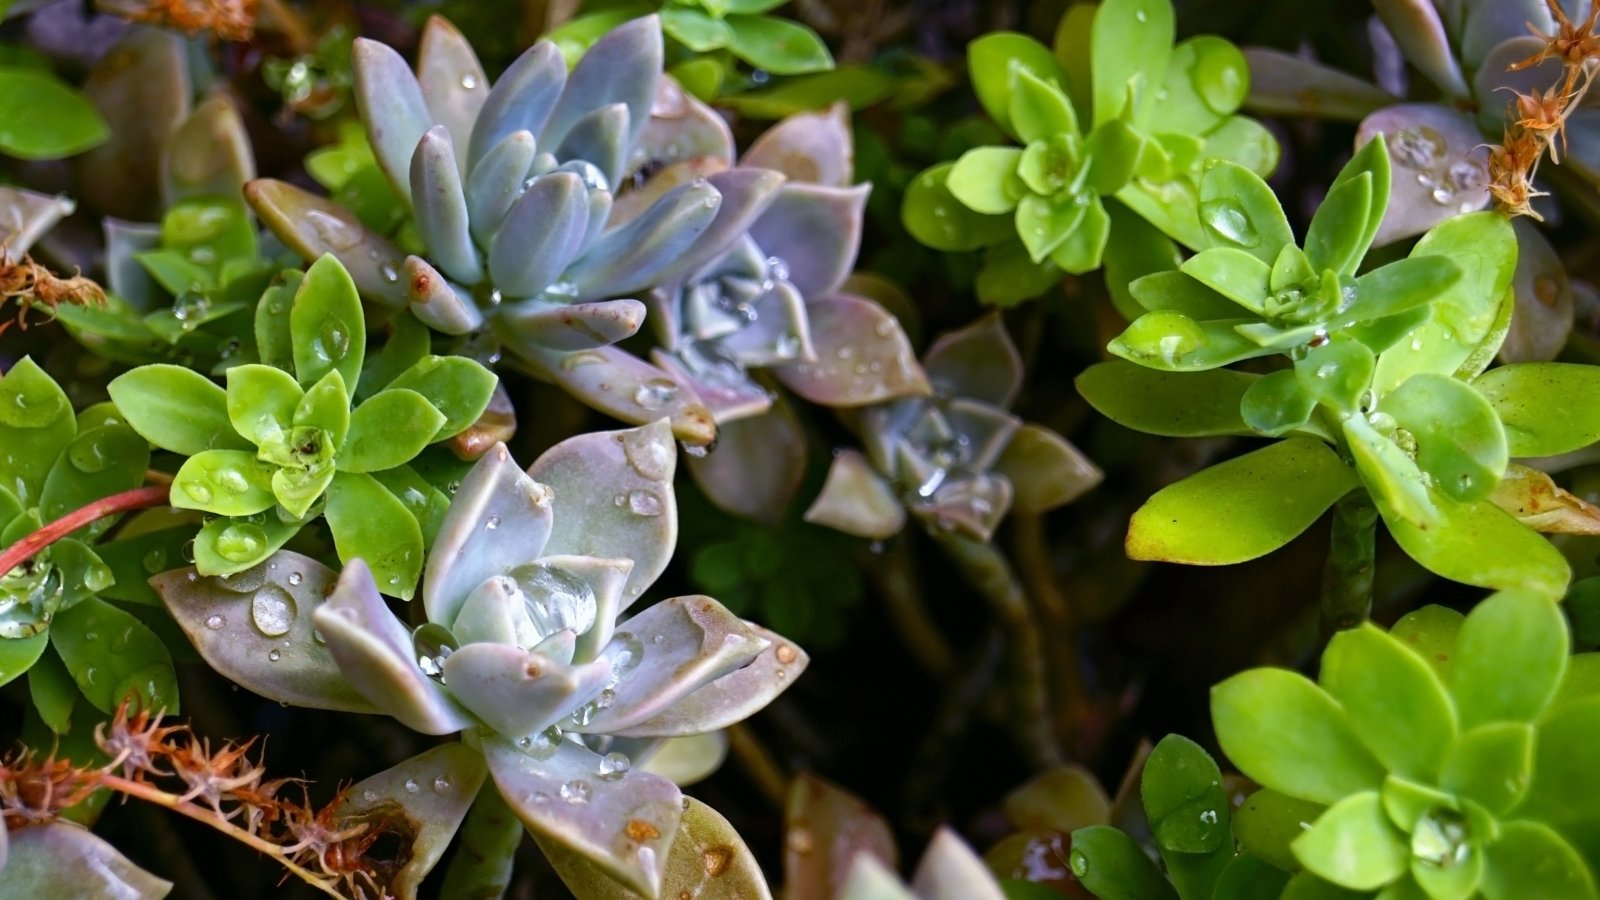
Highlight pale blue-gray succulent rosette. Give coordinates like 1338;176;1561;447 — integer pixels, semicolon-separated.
151;420;807;896
244;15;813;446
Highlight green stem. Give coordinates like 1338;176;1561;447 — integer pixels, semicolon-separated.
1319;490;1378;637
931;531;1062;768
863;537;955;678
438;781;523;900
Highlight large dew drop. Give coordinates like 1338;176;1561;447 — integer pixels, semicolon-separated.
250;584;297;637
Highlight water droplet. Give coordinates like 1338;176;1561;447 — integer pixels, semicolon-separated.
433;775;452;793
1134;8;1148;21
182;482;215;504
597;751;630;780
485;515;500;530
267;649;281;661
214;523;267;563
404;778;420;793
68;436;108;473
633;378;678;410
413;622;459;684
460;73;479;90
287;571;303;586
560;780;593;803
1070;848;1090;878
215;467;250;495
379;262;399;283
313;320;350;363
626;489;662;517
142;548;167;574
251;585;297;637
1198;198;1259;247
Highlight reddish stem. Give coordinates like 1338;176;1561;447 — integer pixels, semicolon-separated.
0;485;170;575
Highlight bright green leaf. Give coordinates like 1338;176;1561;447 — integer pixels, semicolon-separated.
724;15;833;75
1450;590;1568;728
1141;734;1229;853
968;33;1067;138
1439;722;1533;815
339;389;448;474
1382;373;1507;503
170;450;277;516
50;597;178;714
1379;492;1569;600
225;363;304;449
902;163;1016;251
946;146;1025;214
1076;361;1256;436
1473;363;1600;457
109;365;250;456
290;254;366;389
0;67;108;159
1090;0;1174;127
326;472;424;600
384;356;497;441
1291;792;1410;891
1198;161;1293;262
1320;624;1456;781
1065;825;1178;900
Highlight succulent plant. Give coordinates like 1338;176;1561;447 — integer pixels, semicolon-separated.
1214;590;1600;897
152;420;807;896
1244;0;1592;360
633;97;927;517
805;315;1099;543
900;0;1278;305
244;14;787;445
0;358;179;730
109;255;497;591
1078;140;1600;604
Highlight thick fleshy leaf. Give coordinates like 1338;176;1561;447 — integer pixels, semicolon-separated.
1212;668;1386;805
570;595;767;734
0;187;75;264
1243;48;1398;121
384;355;498;441
1198;161;1293;262
686;400;807;525
469;41;565;170
947;147;1024;216
565;180;721;300
528;420;678;607
417;16;488;176
152;552;379;712
1077;361;1255;436
487;734;681;897
1127;439;1357;564
51;595;177;714
609;624;805;737
170;450;276;516
1450;589;1567;728
290;255;367;390
555;103;630;189
411;127;483;285
993;424;1101;512
1090;0;1173;127
1291;792;1409;890
968;32;1065;138
784;774;897;900
313;560;472;733
1357;104;1489;247
405;255;483;334
0;823;172;899
652;168;788;287
902;164;1014;252
836;857;915;900
340;390;448;473
245;179;408;307
912;829;1008;900
109;364;249;456
76;27;189;220
1378;491;1570;600
499;298;646;352
1382;373;1507;502
922;314;1022;408
1372;212;1517;394
1480;821;1598;900
443;642;610;737
423;444;553;626
748;183;868;301
1321;625;1456;781
774;294;929;407
544;15;661;151
1489;464;1600;535
466;130;537;245
513;345;717;446
1372;0;1469;96
743;102;852;187
489;171;590;298
1108;312;1276;371
1142;734;1230;853
1066;825;1179;900
1439;721;1533;815
225;363;302;448
803;449;906;540
1502;220;1573;363
332;743;488;900
161;94;255;206
353;37;433;204
1180;247;1270;313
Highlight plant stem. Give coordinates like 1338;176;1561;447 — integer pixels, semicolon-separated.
726;723;788;807
1012;513;1094;751
863;538;955;678
1319;491;1378;637
930;531;1062;768
439;781;522;900
0;485;169;576
100;775;344;898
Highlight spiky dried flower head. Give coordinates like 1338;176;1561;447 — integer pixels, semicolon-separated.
0;255;106;335
97;0;257;41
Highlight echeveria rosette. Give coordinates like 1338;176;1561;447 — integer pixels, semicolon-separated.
245;15;748;445
1214;591;1600;898
901;0;1278;306
152;421;807;897
805;316;1101;543
0;359;180;728
634;98;928;518
1079;138;1581;599
1244;0;1583;359
109;255;497;593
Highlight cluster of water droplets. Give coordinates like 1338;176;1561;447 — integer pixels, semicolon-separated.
1390;126;1484;211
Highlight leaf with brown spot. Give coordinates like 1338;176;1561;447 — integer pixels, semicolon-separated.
1489;463;1600;534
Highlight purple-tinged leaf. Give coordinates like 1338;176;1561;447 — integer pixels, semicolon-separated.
424;444;554;627
613;624;806;738
3;823;172;898
405;255;484;335
609;157;727;227
1242;48;1398;122
743;102;853;187
0;187;75;265
1473;36;1561;134
543;15;662;152
570;595;767;735
486;735;681;897
313;560;474;734
444;642;611;737
162;93;255;207
152;551;380;714
527;419;679;608
719;281;815;368
1460;0;1553;68
102;215;161;309
630;76;735;179
804;449;906;540
775;295;930;407
748;184;869;299
566;180;722;300
1501;220;1573;363
417;16;488;177
500;298;647;351
911;473;1013;542
468;41;566;170
331;743;488;900
1357;104;1488;246
466;130;537;245
555;103;630;189
354;37;433;205
513;345;718;446
686;398;807;524
922;314;1023;408
411;126;483;285
1372;0;1469;97
245;179;408;307
652;348;774;423
995;424;1102;513
652;168;787;286
490;172;591;298
76;27;189;220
